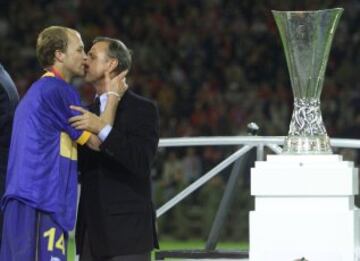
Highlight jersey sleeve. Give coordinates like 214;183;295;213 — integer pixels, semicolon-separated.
41;78;91;145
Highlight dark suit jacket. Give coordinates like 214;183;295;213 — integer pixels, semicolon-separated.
75;90;160;258
0;64;18;241
0;63;18;191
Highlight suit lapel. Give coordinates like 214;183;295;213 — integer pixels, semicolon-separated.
117;90;130;110
112;90;131;128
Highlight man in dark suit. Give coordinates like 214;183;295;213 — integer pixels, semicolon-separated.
69;37;159;261
0;63;19;244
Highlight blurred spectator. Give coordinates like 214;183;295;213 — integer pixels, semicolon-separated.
161;151;184;201
2;0;360;141
182;148;202;184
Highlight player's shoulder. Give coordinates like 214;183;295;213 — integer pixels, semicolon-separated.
38;75;70;89
37;76;77;97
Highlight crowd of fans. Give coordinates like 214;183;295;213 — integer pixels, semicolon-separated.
2;0;360;240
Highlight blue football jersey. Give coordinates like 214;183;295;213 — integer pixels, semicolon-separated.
3;72;90;231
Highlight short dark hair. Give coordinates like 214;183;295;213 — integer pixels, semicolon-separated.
93;36;132;73
36;26;73;68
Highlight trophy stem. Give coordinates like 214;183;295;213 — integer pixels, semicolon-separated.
283;97;331;154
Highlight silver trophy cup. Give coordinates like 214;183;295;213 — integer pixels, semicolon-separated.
272;8;343;154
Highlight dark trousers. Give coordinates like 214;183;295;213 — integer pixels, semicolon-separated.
80;230;151;261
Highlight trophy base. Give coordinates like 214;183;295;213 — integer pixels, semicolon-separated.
283;135;332;154
250;154;358;261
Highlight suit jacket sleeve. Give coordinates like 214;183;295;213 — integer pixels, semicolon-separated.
0;85;8;146
0;67;18;173
0;83;15;152
99;101;159;179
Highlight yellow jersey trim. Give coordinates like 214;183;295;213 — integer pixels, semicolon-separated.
76;131;91;145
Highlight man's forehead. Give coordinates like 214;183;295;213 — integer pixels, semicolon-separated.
90;41;109;53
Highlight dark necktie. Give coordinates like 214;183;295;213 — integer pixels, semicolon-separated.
92;96;100;116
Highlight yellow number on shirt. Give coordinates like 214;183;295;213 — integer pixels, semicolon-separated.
43;228;56;251
55;233;65;255
43;227;65;255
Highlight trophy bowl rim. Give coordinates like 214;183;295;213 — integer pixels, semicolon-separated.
271;8;343;15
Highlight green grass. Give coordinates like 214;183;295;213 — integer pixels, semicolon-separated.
158;240;248;250
67;238;76;260
67;238;248;260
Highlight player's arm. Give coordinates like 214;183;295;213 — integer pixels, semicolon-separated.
69;108;107;135
69;88;123;135
86;134;102;151
42;79;101;150
73;130;100;151
69;106;115;151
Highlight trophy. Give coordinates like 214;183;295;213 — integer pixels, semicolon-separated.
272;8;343;154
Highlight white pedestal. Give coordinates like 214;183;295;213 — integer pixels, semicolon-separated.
249;155;360;261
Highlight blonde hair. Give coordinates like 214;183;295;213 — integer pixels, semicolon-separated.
36;26;76;68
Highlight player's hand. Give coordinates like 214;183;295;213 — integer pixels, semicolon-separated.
104;70;128;98
69;106;106;134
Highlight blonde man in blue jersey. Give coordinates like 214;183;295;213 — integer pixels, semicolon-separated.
0;26;127;261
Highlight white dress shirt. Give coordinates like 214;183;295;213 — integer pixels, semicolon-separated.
97;93;113;141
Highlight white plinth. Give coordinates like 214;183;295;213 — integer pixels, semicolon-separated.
249;155;360;261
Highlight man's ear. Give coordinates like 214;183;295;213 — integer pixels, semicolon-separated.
54;50;65;63
107;58;119;74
